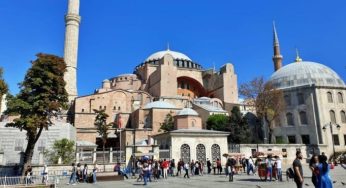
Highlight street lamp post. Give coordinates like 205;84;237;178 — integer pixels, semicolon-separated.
322;122;341;163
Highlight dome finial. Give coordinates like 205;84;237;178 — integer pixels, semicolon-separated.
295;48;302;62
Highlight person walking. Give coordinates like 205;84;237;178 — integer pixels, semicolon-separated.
92;163;98;184
67;163;77;185
82;164;88;183
143;161;149;186
176;159;183;176
170;159;176;177
42;164;49;185
212;160;217;175
266;155;273;181
309;155;319;187
247;156;255;175
216;158;222;174
275;156;282;181
162;159;169;179
317;155;333;188
25;165;33;184
228;157;236;182
184;162;190;178
293;151;304;188
207;159;211;174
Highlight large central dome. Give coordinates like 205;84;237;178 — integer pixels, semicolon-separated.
145;49;192;62
270;61;345;89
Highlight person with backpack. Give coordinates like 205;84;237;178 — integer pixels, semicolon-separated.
293;151;304;188
67;163;77;185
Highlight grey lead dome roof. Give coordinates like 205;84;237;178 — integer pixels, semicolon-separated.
270;61;345;89
144;101;176;109
177;108;199;116
145;49;192;62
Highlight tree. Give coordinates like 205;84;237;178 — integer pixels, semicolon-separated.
206;114;229;131
239;76;285;144
5;54;68;175
159;113;174;132
227;106;251;144
94;109;112;171
0;67;9;114
44;138;75;164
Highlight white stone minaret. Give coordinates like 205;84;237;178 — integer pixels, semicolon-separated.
64;0;81;102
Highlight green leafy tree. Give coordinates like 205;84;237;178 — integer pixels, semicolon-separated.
227;106;251;144
206;114;229;131
159;113;174;132
45;138;75;164
5;54;68;175
0;67;9;114
239;76;285;144
94;109;112;171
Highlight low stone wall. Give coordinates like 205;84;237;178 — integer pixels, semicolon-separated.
237;144;329;165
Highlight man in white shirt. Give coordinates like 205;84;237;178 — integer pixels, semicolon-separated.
247;157;255;175
275;156;282;181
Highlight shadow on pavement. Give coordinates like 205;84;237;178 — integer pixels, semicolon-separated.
236;178;263;182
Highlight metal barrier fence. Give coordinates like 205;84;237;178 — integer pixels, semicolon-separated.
0;175;69;187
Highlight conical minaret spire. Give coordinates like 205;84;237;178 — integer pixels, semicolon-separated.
64;0;81;103
272;21;283;71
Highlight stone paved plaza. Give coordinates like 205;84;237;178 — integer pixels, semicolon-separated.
59;165;346;188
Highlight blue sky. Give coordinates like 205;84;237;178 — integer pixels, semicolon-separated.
0;0;345;96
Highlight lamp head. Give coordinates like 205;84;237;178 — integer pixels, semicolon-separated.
322;126;327;132
336;124;341;130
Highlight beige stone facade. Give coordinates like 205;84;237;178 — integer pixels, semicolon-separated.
73;49;238;155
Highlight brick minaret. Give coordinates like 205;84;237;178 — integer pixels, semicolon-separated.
64;0;81;102
272;22;283;71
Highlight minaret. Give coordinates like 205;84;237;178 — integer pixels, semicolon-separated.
272;22;283;71
64;0;81;102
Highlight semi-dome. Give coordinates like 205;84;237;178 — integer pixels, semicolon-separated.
177;108;199;116
145;49;192;62
144;101;176;109
270;61;345;89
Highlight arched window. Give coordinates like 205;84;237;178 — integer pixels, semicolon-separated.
180;144;190;163
286;113;294;126
196;144;206;162
211;144;221;162
340;111;346;123
330;110;336;123
327;92;333;103
337;92;344;103
299;111;308;125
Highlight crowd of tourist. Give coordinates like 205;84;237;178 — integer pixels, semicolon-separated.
25;151;339;187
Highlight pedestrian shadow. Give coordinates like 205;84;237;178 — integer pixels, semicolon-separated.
340;164;346;169
133;183;145;186
236;178;263;182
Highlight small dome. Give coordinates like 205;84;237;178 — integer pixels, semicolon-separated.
145;49;192;62
177;108;199;116
103;79;110;82
144;101;176;109
270;61;345;89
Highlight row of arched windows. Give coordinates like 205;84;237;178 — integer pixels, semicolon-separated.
180;144;220;163
327;92;344;103
329;110;346;124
